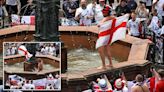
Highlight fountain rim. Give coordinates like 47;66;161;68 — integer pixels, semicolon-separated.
0;25;153;82
4;54;60;74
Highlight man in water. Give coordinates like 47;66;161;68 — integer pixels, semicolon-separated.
36;58;43;72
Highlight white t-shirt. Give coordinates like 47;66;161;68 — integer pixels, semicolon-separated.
114;86;128;92
75;7;94;26
40;48;45;55
17;81;23;88
45;46;49;55
6;48;11;56
11;89;22;92
161;26;164;35
46;85;51;89
10;85;17;89
11;47;16;55
49;46;56;55
142;0;152;6
155;0;164;16
46;78;55;87
127;81;135;92
87;3;104;24
23;83;31;89
54;78;61;89
6;0;18;6
127;18;140;36
148;16;160;34
29;84;35;89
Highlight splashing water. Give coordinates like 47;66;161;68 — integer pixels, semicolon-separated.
67;48;118;72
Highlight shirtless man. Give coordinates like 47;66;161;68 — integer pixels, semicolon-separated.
131;74;149;92
36;58;43;72
96;2;114;69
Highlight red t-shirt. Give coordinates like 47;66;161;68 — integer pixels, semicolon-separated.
155;80;164;92
150;77;155;92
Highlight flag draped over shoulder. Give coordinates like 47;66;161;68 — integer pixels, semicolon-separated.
18;45;33;61
96;14;130;49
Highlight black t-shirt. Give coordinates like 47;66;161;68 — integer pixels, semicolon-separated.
127;1;137;11
115;5;131;17
63;1;78;18
20;0;28;15
20;0;27;8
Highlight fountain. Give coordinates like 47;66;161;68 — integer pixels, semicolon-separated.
0;25;153;91
4;54;60;79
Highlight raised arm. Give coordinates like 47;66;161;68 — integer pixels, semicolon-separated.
104;75;112;89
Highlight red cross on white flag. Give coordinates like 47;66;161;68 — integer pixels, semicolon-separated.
96;14;130;49
11;14;35;25
21;16;35;25
18;45;33;61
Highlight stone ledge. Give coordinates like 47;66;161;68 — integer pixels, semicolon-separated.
0;25;35;36
61;60;151;82
4;54;60;63
4;68;60;75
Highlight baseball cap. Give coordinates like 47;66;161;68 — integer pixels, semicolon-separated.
98;79;107;89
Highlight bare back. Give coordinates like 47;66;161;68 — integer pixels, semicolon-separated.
99;16;115;25
131;84;149;92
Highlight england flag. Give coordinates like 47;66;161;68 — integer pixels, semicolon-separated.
21;16;35;25
11;14;35;25
96;14;129;49
11;14;20;25
18;45;33;61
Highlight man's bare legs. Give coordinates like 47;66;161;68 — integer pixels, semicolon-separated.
98;46;106;69
97;45;113;69
106;45;113;67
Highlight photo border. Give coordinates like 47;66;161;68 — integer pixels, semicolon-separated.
3;42;61;91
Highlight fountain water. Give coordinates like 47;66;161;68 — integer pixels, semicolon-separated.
67;48;118;72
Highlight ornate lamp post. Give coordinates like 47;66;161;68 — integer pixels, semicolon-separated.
33;0;60;41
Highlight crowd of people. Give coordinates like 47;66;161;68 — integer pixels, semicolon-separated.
5;73;61;90
0;0;35;27
61;0;164;36
4;43;20;56
4;43;60;58
61;0;164;65
83;68;164;92
37;43;60;57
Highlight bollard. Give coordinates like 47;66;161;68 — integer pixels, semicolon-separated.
61;42;67;73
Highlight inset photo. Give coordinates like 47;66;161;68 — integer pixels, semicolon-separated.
3;42;61;91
